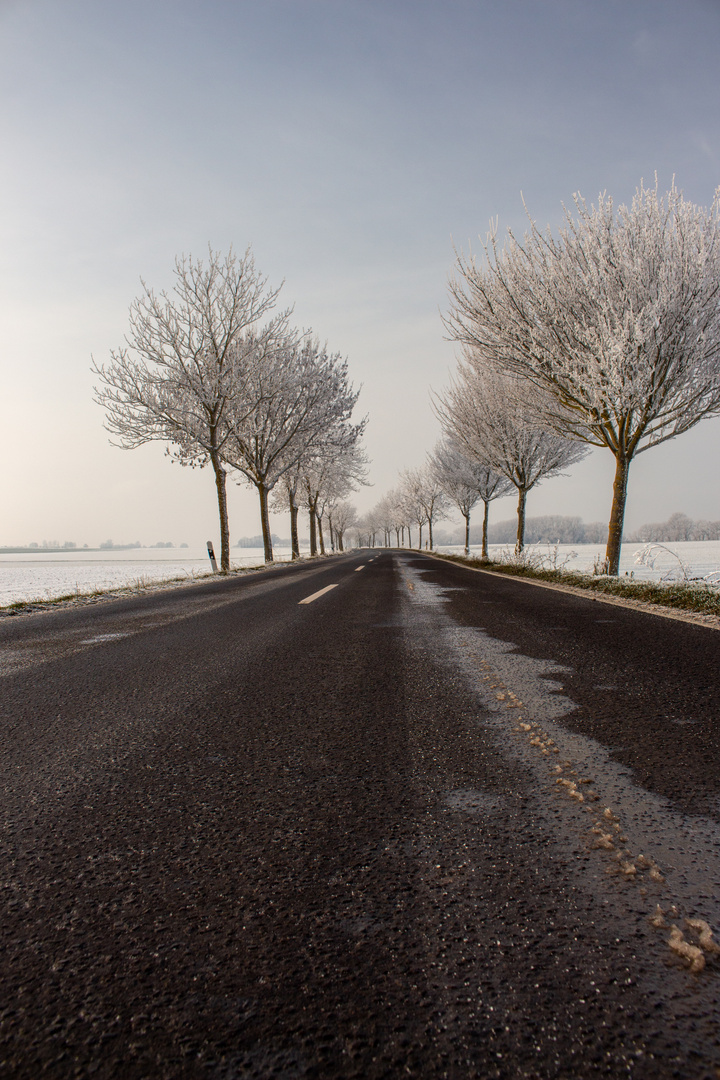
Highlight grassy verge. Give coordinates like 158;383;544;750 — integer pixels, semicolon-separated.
429;551;720;618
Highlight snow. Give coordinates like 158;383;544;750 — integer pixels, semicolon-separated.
0;546;298;607
3;540;719;610
435;541;720;584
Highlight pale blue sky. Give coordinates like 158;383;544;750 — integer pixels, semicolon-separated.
1;0;719;545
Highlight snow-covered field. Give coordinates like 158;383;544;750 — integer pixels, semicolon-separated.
435;541;720;584
0;546;298;607
3;540;720;609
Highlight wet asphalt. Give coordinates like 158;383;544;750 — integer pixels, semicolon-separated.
0;550;718;1079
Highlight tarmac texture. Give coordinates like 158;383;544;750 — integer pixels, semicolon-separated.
0;551;718;1078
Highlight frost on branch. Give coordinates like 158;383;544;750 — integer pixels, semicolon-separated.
224;332;363;563
429;438;513;558
92;246;284;573
435;366;587;552
446;178;720;574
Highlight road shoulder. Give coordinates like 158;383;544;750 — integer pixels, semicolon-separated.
417;551;720;633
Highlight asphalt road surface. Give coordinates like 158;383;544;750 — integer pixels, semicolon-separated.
1;550;719;1079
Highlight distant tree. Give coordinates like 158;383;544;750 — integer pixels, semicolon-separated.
436;366;587;552
388;488;410;546
692;519;720;541
225;333;361;562
271;467;303;559
328;500;357;551
353;511;377;548
398;467;449;550
93;246;283;573
398;469;429;549
447;179;720;574
581;521;608;544
626;512;720;543
382;486;411;547
663;512;694;542
429;438;512;557
301;430;368;555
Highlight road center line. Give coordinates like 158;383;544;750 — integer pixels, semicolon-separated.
355;566;365;571
298;584;338;605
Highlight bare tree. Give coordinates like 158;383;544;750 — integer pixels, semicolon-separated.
327;500;357;551
271;467;304;559
447;179;720;573
379;487;411;547
302;428;368;555
436;366;587;552
383;489;407;547
93;247;283;573
417;466;448;550
225;333;361;562
398;468;433;549
429;438;512;557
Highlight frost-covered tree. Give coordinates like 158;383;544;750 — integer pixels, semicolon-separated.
327;500;357;551
397;470;427;549
353;511;375;548
225;333;361;562
271;466;304;559
398;466;447;549
429;438;512;557
371;493;399;547
93;247;283;573
417;467;448;550
436;366;587;552
301;429;368;555
381;487;411;546
386;489;409;546
446;179;720;574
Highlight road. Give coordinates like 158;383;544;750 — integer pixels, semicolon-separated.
0;550;719;1078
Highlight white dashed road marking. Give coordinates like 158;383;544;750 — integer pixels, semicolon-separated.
298;584;338;605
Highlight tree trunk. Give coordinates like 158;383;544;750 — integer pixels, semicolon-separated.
515;487;527;554
464;511;471;557
309;504;317;556
258;482;273;563
337;531;344;552
418;524;423;550
428;518;434;550
482;499;489;559
289;494;300;560
210;450;230;573
406;526;411;548
605;453;630;575
317;514;325;555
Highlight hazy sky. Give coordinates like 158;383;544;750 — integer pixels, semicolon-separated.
2;0;719;547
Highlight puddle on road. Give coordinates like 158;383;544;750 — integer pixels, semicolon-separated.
398;556;720;976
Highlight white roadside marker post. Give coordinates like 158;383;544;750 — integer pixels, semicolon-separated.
207;541;218;573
